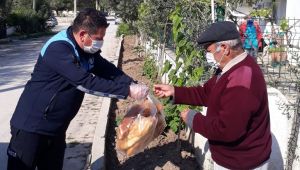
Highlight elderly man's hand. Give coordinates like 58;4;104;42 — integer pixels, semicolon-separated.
180;108;190;124
129;84;149;100
153;84;174;98
180;109;198;128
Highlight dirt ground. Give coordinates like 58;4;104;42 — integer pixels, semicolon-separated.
105;35;200;170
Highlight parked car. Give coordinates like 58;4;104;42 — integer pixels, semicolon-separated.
46;16;58;28
102;11;109;16
115;17;122;25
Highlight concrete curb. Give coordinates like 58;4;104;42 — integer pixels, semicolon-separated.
0;38;12;44
90;34;124;170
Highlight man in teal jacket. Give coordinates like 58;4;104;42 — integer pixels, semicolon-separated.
7;8;148;170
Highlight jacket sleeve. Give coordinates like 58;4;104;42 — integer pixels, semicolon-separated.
173;77;216;107
192;86;260;142
42;42;130;99
91;54;135;85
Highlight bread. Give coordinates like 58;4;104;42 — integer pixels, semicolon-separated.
117;104;142;140
116;97;166;156
116;115;157;151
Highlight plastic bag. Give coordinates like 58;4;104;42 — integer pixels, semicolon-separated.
116;95;166;157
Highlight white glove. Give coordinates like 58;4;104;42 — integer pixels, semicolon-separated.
129;84;149;100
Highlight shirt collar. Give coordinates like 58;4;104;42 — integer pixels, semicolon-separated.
221;52;247;75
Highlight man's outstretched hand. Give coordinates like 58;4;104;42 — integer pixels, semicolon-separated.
153;84;174;98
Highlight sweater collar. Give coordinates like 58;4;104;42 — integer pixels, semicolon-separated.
221;52;247;75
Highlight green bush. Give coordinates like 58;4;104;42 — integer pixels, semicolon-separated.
116;23;135;37
250;8;272;18
268;47;286;53
6;9;47;34
142;56;158;82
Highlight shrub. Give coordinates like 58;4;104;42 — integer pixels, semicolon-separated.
6;9;47;34
269;47;286;53
116;22;135;37
142;56;158;82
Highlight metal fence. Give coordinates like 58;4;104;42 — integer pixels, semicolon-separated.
253;17;300;169
147;17;300;169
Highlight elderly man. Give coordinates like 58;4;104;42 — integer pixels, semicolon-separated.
7;8;148;170
154;21;271;169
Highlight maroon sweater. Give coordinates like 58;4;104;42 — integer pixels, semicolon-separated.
174;56;271;169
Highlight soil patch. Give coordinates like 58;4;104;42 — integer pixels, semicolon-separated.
105;35;200;170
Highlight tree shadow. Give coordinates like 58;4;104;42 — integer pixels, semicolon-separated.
0;142;9;170
90;156;104;170
63;142;93;170
193;140;210;169
111;139;200;170
0;36;49;89
122;57;145;65
1;141;95;170
269;133;284;170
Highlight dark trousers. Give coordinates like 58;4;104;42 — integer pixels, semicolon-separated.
7;127;66;170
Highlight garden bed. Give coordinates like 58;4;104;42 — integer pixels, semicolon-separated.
105;35;200;170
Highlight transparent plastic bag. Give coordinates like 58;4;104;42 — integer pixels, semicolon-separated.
116;95;166;157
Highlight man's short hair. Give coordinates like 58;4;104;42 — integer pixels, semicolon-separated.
72;8;109;34
216;39;243;50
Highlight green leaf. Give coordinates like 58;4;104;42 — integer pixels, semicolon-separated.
173;15;182;30
162;60;172;75
176;77;185;86
175;62;182;70
178;39;187;48
171;76;178;84
193;67;204;77
177;105;188;112
170;123;178;133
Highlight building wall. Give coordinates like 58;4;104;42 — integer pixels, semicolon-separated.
275;0;287;20
286;0;300;19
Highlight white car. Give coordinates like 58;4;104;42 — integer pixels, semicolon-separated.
45;17;58;28
115;17;122;25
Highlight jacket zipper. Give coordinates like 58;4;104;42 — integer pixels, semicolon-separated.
43;93;58;120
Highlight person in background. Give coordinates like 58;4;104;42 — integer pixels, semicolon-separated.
154;21;271;169
239;16;262;61
7;8;148;170
263;21;287;67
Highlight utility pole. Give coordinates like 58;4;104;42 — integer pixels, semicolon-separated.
74;0;77;18
96;0;100;11
211;0;215;22
32;0;36;11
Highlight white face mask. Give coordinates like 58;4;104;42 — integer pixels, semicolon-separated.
205;46;226;68
83;35;104;54
206;52;217;66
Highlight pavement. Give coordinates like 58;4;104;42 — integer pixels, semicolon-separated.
0;36;51;170
0;16;120;170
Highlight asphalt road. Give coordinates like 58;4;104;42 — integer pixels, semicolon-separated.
0;20;69;170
